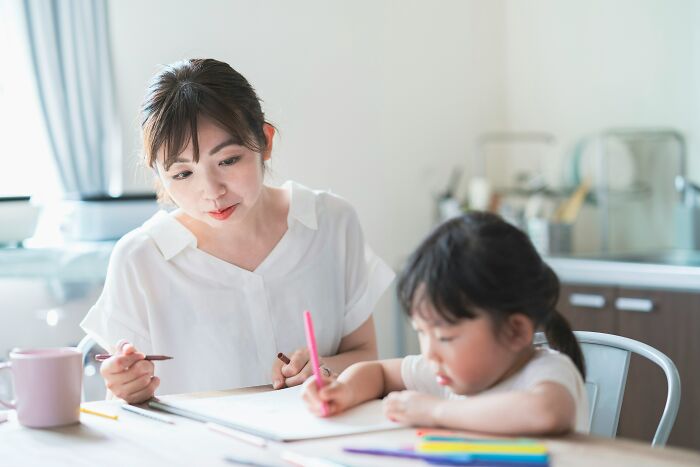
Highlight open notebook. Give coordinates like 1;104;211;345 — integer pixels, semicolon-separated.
149;385;401;441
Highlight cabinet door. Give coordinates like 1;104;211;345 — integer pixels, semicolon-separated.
615;287;700;451
557;284;617;332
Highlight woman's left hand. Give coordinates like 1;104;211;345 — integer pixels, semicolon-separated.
383;390;442;426
271;348;333;389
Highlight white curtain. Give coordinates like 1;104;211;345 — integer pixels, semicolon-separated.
22;0;121;197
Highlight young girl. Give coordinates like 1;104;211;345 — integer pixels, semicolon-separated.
303;211;589;435
80;59;394;403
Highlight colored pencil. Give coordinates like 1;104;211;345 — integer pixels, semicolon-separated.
303;310;328;416
277;352;291;364
80;407;119;420
95;354;173;361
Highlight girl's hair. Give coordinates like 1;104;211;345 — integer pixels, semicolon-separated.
397;211;585;378
140;59;271;200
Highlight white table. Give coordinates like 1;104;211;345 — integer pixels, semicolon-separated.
1;386;699;467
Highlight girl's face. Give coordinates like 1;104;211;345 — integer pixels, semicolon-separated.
411;300;525;396
156;117;272;229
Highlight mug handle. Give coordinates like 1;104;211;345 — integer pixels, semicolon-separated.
0;361;16;409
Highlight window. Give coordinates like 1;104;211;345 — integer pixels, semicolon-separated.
0;0;59;198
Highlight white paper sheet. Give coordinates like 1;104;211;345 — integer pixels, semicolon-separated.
157;385;401;441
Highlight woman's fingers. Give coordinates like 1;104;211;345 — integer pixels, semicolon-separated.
100;341;145;376
115;352;147;372
270;356;286;390
104;360;154;395
100;340;157;403
101;351;145;375
119;360;155;383
280;348;317;387
280;348;309;378
106;364;155;400
284;361;314;387
123;376;160;404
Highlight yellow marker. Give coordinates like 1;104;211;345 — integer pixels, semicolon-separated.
80;407;119;420
417;441;547;454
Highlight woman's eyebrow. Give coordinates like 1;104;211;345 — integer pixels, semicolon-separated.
209;137;242;156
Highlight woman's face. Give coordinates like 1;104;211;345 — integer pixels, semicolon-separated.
156;116;272;229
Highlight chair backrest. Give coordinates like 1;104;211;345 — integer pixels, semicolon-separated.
534;331;681;446
77;335;97;401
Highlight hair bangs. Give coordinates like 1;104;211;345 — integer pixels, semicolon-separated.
397;228;479;325
199;87;264;154
144;82;265;170
144;81;201;170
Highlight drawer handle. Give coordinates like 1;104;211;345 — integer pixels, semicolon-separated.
569;293;606;308
615;297;654;312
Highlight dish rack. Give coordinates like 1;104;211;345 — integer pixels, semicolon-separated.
572;128;686;253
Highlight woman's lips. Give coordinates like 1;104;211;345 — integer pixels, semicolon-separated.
208;204;237;220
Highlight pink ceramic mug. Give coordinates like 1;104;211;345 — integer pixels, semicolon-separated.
0;347;82;428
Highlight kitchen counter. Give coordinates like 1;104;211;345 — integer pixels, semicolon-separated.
0;242;113;282
546;255;700;292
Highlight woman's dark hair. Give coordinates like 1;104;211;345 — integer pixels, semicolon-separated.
397;211;585;378
140;59;271;200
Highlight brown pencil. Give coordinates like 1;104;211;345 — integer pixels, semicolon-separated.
277;352;291;365
94;354;173;362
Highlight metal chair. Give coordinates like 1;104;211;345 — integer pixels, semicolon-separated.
534;331;680;446
76;334;97;401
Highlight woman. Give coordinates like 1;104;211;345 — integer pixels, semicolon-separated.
80;58;394;403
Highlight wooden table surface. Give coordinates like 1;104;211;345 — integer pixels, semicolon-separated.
1;386;699;467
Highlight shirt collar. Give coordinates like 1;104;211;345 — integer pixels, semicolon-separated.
284;181;318;230
143;181;319;261
142;210;197;261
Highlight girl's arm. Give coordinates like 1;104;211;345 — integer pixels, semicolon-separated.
303;358;406;416
338;358;406;402
387;381;577;435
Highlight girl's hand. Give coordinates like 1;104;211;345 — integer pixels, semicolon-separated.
271;348;333;389
302;375;355;417
100;340;159;404
383;390;442;426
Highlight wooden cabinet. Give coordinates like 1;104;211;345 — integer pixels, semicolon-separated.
557;284;617;332
558;284;700;451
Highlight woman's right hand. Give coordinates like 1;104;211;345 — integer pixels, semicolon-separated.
99;340;160;404
301;374;356;417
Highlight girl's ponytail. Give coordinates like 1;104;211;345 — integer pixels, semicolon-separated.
544;309;586;379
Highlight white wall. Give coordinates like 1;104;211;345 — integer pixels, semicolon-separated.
108;0;700;357
109;0;508;357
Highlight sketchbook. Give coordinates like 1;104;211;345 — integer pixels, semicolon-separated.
148;385;402;441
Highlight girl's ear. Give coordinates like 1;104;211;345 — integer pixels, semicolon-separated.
501;313;535;351
262;123;275;162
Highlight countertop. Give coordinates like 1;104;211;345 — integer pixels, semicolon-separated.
546;254;700;292
2;243;698;291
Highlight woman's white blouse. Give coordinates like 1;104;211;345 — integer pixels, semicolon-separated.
80;181;395;395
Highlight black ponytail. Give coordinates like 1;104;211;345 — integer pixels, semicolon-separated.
544;309;586;378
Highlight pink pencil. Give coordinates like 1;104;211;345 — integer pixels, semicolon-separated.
303;310;329;416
